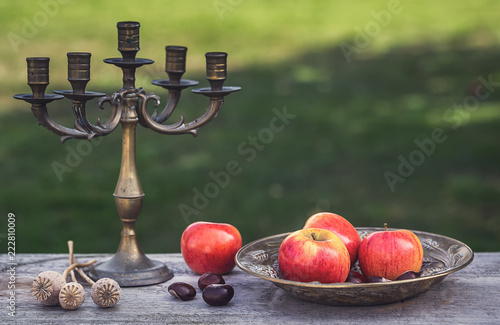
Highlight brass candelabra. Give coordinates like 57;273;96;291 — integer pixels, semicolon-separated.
14;21;241;286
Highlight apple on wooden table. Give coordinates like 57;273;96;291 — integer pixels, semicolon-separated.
278;228;351;283
303;212;361;266
358;224;423;281
181;221;242;275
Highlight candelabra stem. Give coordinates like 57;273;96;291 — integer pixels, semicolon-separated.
122;67;136;89
89;91;173;286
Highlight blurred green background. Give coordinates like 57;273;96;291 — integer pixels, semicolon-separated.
1;0;500;254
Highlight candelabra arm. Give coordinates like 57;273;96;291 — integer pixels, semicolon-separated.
177;97;224;133
153;89;181;123
137;90;224;136
96;93;123;132
70;99;121;137
136;90;187;131
29;102;93;143
49;91;121;138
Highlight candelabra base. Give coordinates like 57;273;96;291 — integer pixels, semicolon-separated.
88;252;173;287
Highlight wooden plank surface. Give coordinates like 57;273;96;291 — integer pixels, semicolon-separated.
1;253;499;324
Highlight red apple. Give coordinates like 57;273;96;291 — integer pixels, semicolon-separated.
358;224;423;281
303;212;361;266
278;228;350;283
181;221;242;275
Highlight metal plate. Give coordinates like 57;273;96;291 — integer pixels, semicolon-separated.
53;90;106;101
151;79;199;89
191;86;241;97
103;58;154;68
13;93;64;104
236;228;474;306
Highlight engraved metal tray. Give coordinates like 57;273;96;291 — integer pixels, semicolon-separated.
235;227;474;306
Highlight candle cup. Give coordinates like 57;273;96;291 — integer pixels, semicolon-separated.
67;52;91;94
205;52;227;91
27;57;50;99
165;46;187;85
117;21;140;62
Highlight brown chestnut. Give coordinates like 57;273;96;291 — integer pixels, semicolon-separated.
168;282;196;301
396;271;422;281
366;276;391;283
202;284;234;306
346;271;366;284
198;272;225;291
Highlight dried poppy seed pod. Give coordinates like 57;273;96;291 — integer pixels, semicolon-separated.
73;264;122;308
31;270;66;306
57;259;98;310
59;282;85;310
90;278;122;308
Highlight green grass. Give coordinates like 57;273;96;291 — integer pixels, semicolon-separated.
1;0;500;254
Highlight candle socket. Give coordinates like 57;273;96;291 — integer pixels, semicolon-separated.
206;52;227;91
117;21;140;62
165;46;187;85
27;57;50;99
67;52;91;94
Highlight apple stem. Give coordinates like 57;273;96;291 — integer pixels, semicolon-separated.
384;223;388;231
311;232;317;241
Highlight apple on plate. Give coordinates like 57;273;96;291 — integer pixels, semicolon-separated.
278;228;350;283
181;221;242;275
303;212;361;266
358;224;423;281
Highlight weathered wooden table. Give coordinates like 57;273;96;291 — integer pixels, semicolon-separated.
2;253;499;324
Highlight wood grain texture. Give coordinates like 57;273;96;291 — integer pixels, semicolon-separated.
1;253;498;324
